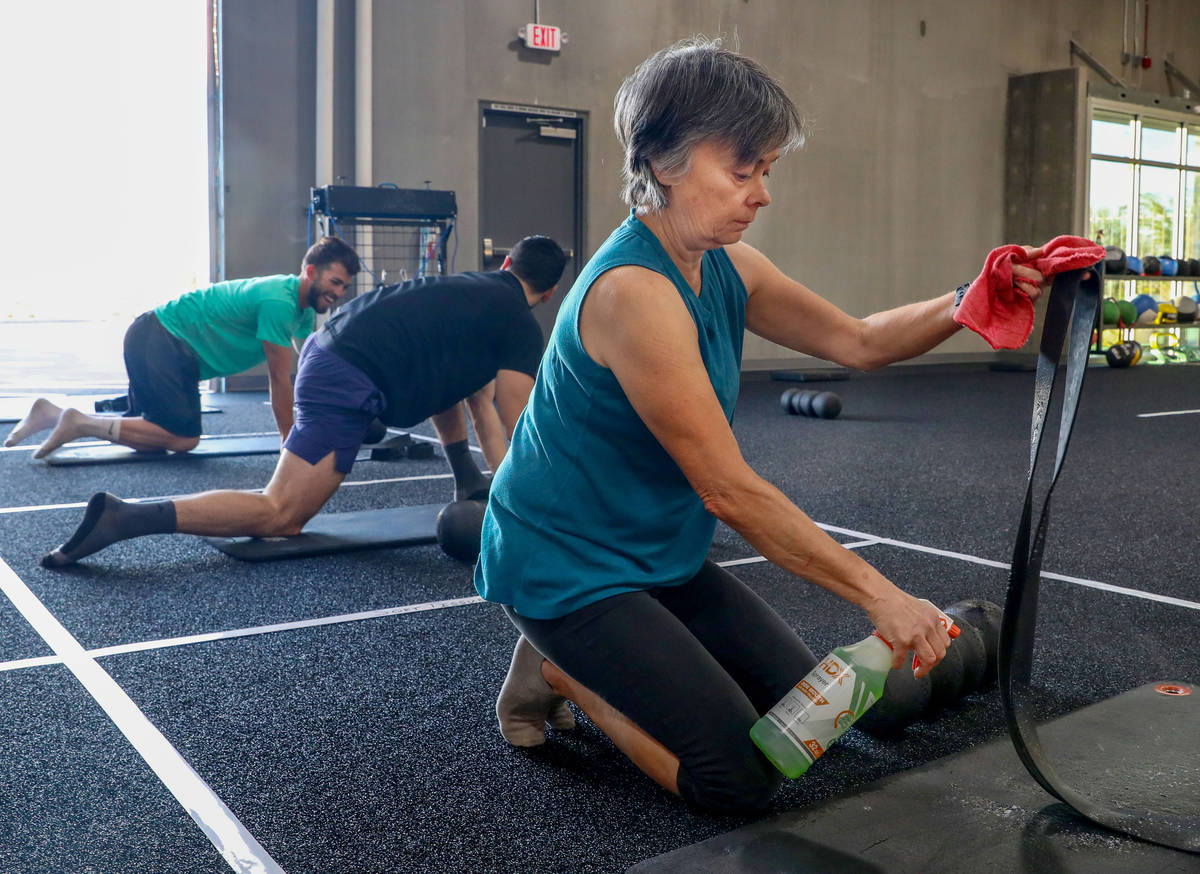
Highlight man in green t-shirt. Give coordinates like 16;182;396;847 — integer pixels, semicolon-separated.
4;236;359;457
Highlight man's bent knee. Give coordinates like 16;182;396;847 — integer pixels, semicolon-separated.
259;507;315;537
170;435;201;452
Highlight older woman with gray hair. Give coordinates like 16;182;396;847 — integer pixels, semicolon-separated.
474;39;1046;812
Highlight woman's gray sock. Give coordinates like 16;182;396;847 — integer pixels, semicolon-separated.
496;635;576;747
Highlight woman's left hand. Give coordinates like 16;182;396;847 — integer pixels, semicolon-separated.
1014;245;1047;303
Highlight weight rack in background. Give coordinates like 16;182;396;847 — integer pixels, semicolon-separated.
310;185;457;299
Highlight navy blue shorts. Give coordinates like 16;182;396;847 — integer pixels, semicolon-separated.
283;334;386;474
124;311;203;438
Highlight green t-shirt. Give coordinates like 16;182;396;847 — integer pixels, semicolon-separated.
154;275;315;379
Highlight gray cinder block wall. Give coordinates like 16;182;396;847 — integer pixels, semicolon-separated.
222;0;1200;370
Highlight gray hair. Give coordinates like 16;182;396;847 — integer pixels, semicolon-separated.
613;38;807;214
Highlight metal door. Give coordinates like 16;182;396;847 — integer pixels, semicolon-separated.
479;102;584;346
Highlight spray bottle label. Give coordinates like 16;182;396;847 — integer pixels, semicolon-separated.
763;653;877;765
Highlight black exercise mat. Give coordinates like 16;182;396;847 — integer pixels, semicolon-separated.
999;268;1198;851
0;395;219;422
43;434;280;466
630;682;1199;873
204;504;443;561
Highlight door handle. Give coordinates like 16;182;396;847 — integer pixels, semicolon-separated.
482;238;511;260
484;238;574;261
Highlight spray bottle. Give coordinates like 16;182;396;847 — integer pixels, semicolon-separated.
750;600;959;779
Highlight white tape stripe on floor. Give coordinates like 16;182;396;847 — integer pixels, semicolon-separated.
0;654;60;671
87;596;486;660
3;528;1194;684
0;558;282;873
0;473;453;515
339;473;453;488
0;431;276;454
1137;408;1200;418
716;556;767;568
0;596;488;673
715;538;878;569
838;538;881;550
815;522;1200;611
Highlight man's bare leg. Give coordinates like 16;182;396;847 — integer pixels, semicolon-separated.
174;448;344;536
41;449;344;566
34;410;202;458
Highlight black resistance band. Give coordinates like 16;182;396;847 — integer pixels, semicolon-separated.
998;266;1200;852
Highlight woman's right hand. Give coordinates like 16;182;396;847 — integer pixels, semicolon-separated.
865;589;952;678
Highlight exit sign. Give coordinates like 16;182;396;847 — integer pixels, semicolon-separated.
522;22;561;51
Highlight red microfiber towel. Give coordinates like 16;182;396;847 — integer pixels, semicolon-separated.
953;235;1105;350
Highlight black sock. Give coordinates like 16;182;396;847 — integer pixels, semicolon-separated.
444;439;490;501
41;493;177;567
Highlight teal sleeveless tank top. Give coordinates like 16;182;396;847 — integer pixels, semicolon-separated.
474;212;747;619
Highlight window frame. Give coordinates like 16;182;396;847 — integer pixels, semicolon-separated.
1087;96;1200;258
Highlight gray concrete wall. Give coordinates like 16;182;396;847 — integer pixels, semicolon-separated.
224;0;1200;369
222;0;317;282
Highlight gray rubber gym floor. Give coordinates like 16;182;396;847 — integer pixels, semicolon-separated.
1;365;1197;873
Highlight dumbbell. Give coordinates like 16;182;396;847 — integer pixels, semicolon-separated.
779;388;842;419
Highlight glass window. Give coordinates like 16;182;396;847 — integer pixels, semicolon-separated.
1090;107;1196;263
1138;166;1177;256
1186;126;1200;168
1141;119;1181;164
1184;171;1200;259
1091;111;1135;158
1089;160;1132;249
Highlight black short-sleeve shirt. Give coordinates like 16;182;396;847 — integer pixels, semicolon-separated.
319;270;543;427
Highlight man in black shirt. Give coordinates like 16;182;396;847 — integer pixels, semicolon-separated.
41;236;567;567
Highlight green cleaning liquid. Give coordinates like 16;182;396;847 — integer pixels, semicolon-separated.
749;632;893;779
751;602;960;779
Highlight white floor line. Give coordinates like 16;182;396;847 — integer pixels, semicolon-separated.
0;653;60;671
2;430;483;455
814;522;1200;611
0;431;275;454
716;556;767;567
0;596;487;675
0;557;282;874
839;538;881;550
339;473;453;488
3;525;1193;683
716;538;880;569
0;500;91;515
0;596;487;674
0;473;453;515
1137;408;1200;418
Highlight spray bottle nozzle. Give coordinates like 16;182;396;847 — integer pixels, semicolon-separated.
910;600;959;673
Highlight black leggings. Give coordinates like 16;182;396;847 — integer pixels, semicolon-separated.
505;560;818;812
